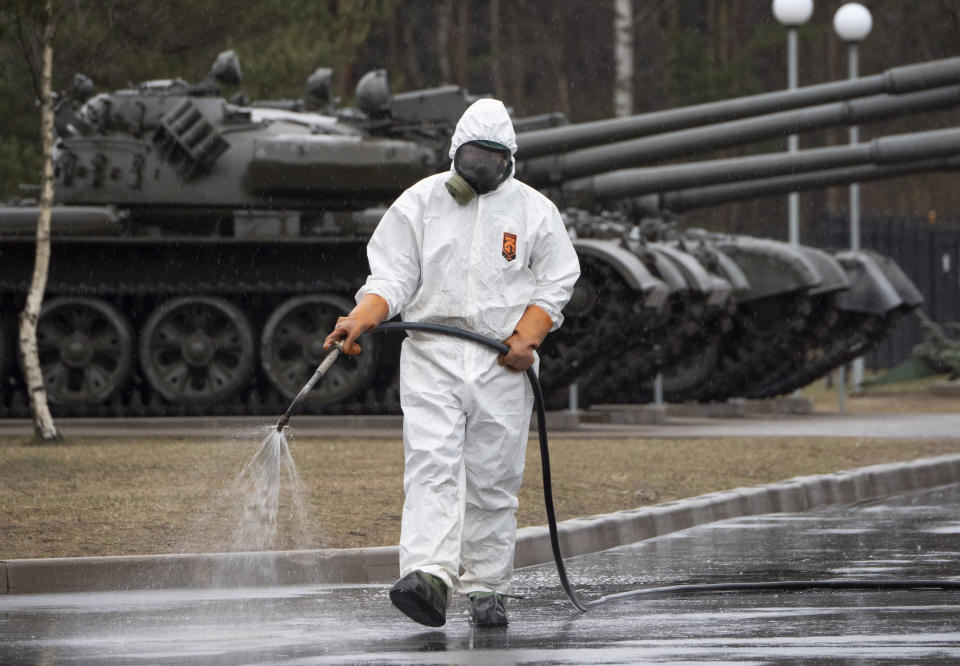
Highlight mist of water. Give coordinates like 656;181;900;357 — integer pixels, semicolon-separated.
230;429;299;552
212;428;312;586
159;426;314;589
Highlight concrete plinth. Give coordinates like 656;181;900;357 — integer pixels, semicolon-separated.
929;380;960;397
581;404;668;425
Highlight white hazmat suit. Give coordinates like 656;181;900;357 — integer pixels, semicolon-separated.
356;99;581;595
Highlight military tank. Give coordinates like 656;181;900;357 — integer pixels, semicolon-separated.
537;120;958;406
2;51;958;416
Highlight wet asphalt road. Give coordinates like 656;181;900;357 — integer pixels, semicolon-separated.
2;484;959;664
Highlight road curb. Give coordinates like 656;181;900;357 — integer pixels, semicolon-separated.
3;454;959;595
579;396;813;424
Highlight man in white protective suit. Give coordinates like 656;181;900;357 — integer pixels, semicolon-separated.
323;98;580;628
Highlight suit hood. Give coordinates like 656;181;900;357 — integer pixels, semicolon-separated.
448;99;517;160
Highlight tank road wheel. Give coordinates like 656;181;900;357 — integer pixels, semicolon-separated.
140;296;254;404
35;297;133;405
260;295;378;404
659;338;720;402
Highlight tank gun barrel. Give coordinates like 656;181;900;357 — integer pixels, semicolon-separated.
515;56;960;159
560;126;960;205
518;85;960;186
656;156;960;212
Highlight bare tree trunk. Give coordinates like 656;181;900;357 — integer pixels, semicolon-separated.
18;0;60;441
506;4;524;107
402;18;423;89
549;0;571;117
454;0;468;87
613;0;634;117
336;0;354;98
437;0;452;84
489;0;503;98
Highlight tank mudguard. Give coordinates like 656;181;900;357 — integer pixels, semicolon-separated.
796;246;850;295
709;247;752;294
0;205;121;236
712;237;820;302
833;251;904;314
573;239;669;310
859;249;924;308
647;250;687;293
649;243;732;306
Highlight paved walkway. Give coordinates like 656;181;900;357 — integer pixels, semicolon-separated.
3;483;958;664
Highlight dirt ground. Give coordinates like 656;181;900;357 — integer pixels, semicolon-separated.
800;373;960;414
2;430;959;560
2;373;956;560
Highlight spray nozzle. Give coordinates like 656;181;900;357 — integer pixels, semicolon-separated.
275;341;343;432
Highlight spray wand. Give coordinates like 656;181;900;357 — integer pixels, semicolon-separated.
275;341;342;433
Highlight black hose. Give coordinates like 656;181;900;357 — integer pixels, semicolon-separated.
586;579;960;607
293;322;957;615
372;321;589;612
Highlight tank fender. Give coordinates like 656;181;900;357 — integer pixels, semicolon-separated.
859;249;924;308
645;247;687;292
0;205;121;236
833;251;904;314
796;246;850;295
573;239;669;310
650;243;732;306
712;237;820;302
708;247;752;294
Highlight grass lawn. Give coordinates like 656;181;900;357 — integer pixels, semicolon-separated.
800;372;960;413
2;430;958;560
2;370;955;560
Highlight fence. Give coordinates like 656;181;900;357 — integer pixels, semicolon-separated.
812;212;960;369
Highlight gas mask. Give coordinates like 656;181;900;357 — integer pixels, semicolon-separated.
445;141;513;205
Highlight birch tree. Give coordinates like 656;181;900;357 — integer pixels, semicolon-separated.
613;0;634;117
15;0;59;440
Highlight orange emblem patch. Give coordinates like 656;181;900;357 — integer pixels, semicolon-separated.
502;232;517;261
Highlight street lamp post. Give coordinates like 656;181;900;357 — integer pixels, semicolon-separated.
773;0;814;246
834;3;873;393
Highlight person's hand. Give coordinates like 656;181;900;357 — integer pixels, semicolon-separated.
498;304;554;372
324;315;368;354
323;294;389;355
499;331;537;372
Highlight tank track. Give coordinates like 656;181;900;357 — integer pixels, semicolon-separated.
748;311;898;398
538;255;642;410
0;274;404;419
680;292;816;402
741;294;844;399
2;251;642;418
574;293;719;405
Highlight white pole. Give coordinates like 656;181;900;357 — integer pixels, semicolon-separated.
849;41;865;391
837;365;846;413
788;27;800;245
